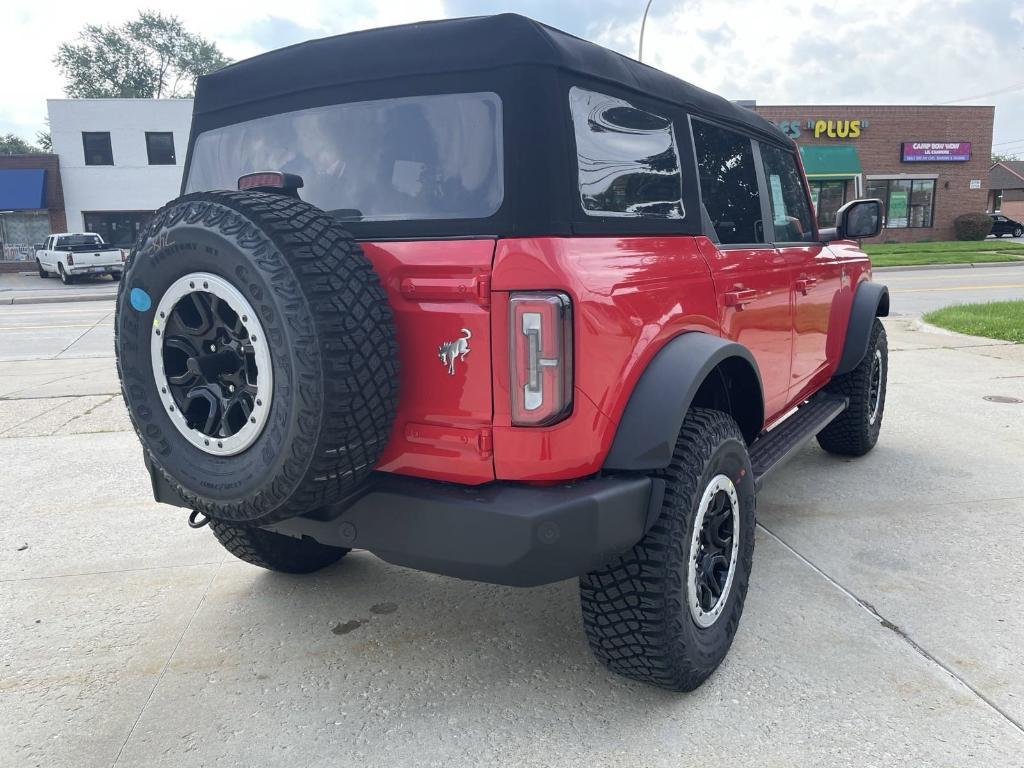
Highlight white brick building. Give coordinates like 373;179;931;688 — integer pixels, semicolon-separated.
48;98;193;245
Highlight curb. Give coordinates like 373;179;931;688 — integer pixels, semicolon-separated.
874;259;1024;273
2;292;117;306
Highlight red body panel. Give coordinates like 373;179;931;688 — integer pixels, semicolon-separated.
365;234;871;485
363;239;496;485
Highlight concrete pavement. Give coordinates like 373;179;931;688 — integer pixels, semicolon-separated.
0;270;119;305
2;302;1024;766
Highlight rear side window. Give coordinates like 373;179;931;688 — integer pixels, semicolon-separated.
186;92;504;223
569;87;684;219
692;120;763;244
759;143;815;242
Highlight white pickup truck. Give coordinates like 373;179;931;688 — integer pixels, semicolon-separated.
36;233;125;284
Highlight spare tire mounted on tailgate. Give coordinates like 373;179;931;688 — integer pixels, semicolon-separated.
115;191;399;525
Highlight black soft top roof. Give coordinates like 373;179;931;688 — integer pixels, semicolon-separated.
193;13;786;146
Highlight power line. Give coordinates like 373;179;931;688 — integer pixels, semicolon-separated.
939;80;1024;105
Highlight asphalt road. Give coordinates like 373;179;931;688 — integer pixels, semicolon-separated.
881;263;1024;315
2;295;1024;767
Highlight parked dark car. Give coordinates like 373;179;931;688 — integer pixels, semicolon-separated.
989;213;1023;238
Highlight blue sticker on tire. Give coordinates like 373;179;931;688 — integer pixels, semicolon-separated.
130;288;152;312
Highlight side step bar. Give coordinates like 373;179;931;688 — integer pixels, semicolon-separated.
749;393;848;490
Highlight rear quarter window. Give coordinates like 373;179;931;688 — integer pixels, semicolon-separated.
569;87;684;219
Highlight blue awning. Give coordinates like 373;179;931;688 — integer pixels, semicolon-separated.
0;169;47;210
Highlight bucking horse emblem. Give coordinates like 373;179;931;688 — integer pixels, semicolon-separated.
438;328;472;375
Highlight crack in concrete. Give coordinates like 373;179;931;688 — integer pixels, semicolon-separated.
757;521;1024;738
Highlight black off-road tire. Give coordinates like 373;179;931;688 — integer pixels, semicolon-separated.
115;191;399;525
817;318;887;457
580;408;756;692
58;263;73;285
37;260;49;278
210;519;349;574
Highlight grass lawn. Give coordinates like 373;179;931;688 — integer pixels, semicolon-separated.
865;240;1024;268
923;300;1024;343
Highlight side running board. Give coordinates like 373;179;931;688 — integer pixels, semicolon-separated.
749;393;849;490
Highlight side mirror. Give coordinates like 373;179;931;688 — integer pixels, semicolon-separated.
820;198;884;242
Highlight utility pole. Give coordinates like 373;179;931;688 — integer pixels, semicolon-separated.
638;0;654;63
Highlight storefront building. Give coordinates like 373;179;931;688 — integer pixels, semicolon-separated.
753;105;994;242
0;154;66;268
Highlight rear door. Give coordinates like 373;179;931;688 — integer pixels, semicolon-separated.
692;119;793;421
758;142;843;395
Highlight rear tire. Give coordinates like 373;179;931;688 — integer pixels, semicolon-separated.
210;519;349;574
37;260;49;278
580;408;756;692
817;319;887;457
1014;227;1023;238
58;263;73;285
115;191;399;525
111;271;121;282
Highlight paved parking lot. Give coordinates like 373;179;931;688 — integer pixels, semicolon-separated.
2;294;1023;767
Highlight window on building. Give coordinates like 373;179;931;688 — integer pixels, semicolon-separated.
992;190;1003;212
82;132;113;166
83;211;153;248
569;87;684;219
145;132;176;165
809;180;848;228
692;120;763;244
866;178;935;229
758;143;815;242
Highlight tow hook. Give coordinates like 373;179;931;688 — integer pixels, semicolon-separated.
188;510;211;529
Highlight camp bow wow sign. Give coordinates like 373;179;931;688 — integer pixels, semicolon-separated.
900;142;972;162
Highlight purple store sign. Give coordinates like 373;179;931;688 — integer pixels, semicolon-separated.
901;142;972;162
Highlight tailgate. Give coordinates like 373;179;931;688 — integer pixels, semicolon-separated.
363;239;495;484
71;248;122;266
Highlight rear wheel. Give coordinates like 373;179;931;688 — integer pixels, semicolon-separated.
580;408;755;692
817;319;887;457
111;271;122;282
209;519;349;573
1014;227;1023;238
58;263;73;285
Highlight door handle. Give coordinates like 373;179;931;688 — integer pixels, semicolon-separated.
724;289;758;309
795;277;817;295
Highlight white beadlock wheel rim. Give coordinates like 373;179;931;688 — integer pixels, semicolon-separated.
150;272;273;456
687;473;741;629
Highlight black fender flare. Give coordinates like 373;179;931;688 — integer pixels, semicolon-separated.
835;282;889;376
603;332;764;471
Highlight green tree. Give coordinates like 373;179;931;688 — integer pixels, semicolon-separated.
54;11;230;99
0;134;43;155
992;152;1022;165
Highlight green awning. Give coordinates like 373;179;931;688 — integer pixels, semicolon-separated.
799;145;861;179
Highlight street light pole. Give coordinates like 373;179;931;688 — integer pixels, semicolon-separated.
638;0;654;63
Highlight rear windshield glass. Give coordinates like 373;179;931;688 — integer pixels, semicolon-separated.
185;92;504;223
56;234;104;249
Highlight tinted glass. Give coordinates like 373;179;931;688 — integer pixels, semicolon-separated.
909;179;934;227
692;120;763;244
569;87;684;219
82;132;113;166
810;180;847;227
759;143;814;242
186;92;503;223
84;211;152;247
146;132;176;165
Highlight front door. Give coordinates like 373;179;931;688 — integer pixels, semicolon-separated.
692;119;793;420
758;142;843;397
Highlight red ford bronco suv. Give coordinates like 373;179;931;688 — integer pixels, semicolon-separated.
115;14;889;692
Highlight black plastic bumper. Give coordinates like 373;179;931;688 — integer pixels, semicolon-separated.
264;474;662;587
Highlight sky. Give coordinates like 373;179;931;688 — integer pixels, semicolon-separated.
3;0;1024;156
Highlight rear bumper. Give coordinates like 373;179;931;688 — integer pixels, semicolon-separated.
275;474;662;587
147;459;662;587
67;264;122;274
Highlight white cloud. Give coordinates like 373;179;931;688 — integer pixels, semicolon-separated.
0;0;445;140
594;0;1024;151
2;0;1022;153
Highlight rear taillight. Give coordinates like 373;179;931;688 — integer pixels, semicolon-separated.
121;251;128;262
509;291;573;426
66;253;74;266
